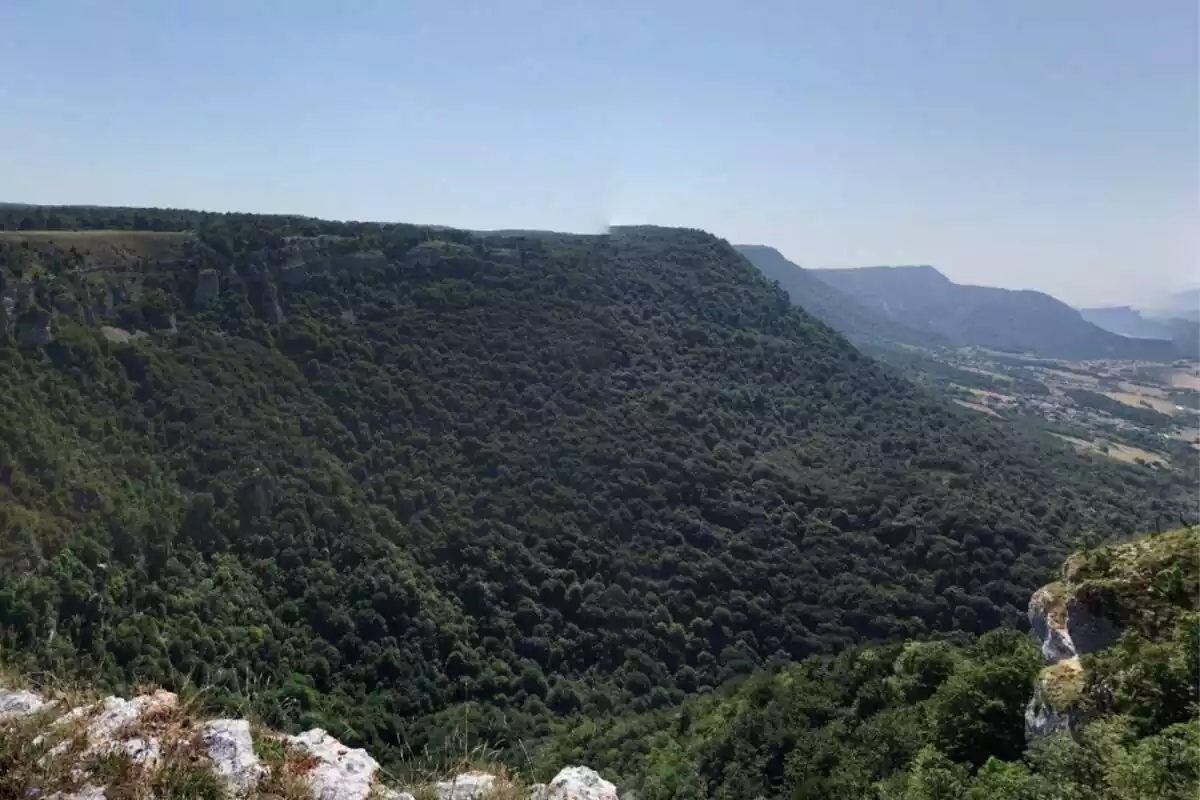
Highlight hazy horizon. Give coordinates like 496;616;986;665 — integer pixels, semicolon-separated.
2;0;1196;307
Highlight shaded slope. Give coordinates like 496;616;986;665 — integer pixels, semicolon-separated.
0;209;1195;765
735;245;946;348
812;265;1178;360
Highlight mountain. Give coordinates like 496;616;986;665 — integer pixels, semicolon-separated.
0;206;1194;767
1153;288;1200;322
735;245;947;349
1080;305;1177;339
1081;306;1199;359
810;265;1179;360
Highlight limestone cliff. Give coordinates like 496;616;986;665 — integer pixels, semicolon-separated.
1025;526;1199;739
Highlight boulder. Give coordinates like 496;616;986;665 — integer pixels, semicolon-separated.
541;766;619;800
0;687;50;719
49;787;106;800
203;718;266;797
435;771;498;800
87;691;177;744
288;728;380;800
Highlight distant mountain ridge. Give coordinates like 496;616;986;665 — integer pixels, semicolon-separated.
734;245;948;349
1079;306;1177;339
1081;306;1199;359
808;264;1179;360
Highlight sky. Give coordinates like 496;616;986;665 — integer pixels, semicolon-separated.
1;1;1196;307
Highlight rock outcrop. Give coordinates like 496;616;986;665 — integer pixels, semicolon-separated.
1025;576;1118;738
289;728;381;800
0;683;625;800
203;719;267;796
1025;526;1199;741
194;268;220;306
436;770;500;799
536;766;620;800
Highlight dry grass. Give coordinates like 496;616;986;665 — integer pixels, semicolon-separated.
1171;428;1200;450
1102;441;1168;466
1168;369;1200;391
380;719;538;800
250;726;313;800
1050;433;1093;450
1100;390;1180;416
1050;433;1169;467
1042;368;1099;386
1041;657;1085;711
952;399;1000;417
0;675;230;800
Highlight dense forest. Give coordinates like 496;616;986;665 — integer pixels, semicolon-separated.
0;206;1195;768
540;527;1199;799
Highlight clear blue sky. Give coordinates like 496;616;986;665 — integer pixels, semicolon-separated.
2;0;1195;306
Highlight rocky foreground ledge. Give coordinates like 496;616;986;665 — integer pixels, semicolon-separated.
0;684;620;800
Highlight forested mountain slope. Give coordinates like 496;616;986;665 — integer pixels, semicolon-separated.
0;207;1194;766
812;265;1179;360
541;527;1200;800
734;245;946;349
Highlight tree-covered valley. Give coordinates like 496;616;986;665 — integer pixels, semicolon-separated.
0;207;1195;775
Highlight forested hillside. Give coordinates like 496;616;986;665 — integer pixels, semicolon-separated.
541;527;1200;799
811;265;1180;360
0;207;1194;767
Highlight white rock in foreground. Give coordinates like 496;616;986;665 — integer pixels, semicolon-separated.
89;691;176;743
542;766;619;800
378;791;417;800
0;688;49;719
436;771;498;800
289;727;380;800
203;718;266;796
48;787;106;800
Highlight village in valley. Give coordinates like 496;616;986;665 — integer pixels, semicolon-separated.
897;346;1200;472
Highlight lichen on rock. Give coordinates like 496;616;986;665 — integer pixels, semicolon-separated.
288;727;382;800
203;718;266;797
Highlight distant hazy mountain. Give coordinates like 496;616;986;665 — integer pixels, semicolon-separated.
735;245;946;348
809;265;1178;360
1080;306;1199;359
1170;288;1200;313
1080;306;1176;339
1140;289;1200;324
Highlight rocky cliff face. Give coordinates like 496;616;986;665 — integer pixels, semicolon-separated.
0;683;621;800
1025;527;1199;740
0;235;405;349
